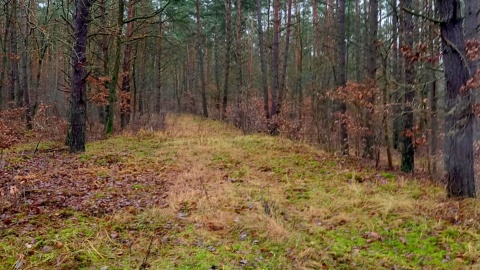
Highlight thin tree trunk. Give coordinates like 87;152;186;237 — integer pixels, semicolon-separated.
19;0;31;129
9;0;19;106
337;0;349;155
270;0;280;133
106;0;124;135
196;0;208;118
295;0;302;117
0;3;11;107
256;0;270;121
222;0;232;119
279;0;292;114
121;0;135;128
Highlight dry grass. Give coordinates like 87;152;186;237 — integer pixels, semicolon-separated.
1;113;479;269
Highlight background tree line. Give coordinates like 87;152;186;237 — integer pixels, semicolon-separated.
0;0;478;197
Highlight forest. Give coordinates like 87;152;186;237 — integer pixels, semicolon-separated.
0;0;480;268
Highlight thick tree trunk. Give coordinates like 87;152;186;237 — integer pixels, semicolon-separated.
69;0;92;153
337;0;349;155
196;0;208;118
401;0;415;172
438;0;476;197
256;0;270;121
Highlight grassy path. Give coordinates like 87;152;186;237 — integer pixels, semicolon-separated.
1;115;479;269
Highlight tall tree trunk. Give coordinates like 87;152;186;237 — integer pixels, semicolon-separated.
222;0;232;119
98;0;108;124
270;0;280;134
106;0;124;135
235;0;244;100
337;0;349;155
0;3;11;107
354;0;361;82
121;0;135;128
364;0;378;158
401;0;415;172
438;0;475;197
295;0;303;117
19;0;31;129
256;0;270;121
9;0;19;107
69;0;92;153
392;0;402;149
196;0;208;118
279;0;292;114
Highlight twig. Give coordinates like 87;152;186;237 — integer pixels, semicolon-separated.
139;237;154;270
33;139;41;154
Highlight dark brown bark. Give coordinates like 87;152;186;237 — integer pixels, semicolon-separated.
0;3;11;107
69;0;92;153
337;0;349;155
438;0;475;197
401;0;415;172
9;0;19;106
364;0;378;158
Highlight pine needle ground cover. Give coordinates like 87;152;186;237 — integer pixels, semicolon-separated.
1;115;479;269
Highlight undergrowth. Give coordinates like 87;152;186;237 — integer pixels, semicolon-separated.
0;114;479;269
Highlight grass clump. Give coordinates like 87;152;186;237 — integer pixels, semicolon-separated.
0;114;479;269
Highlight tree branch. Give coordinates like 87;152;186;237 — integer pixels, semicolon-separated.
402;7;443;24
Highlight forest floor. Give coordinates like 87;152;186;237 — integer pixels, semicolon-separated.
1;115;479;270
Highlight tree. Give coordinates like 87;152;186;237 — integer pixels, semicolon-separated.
364;0;378;158
69;0;93;153
336;0;349;156
437;0;476;197
256;0;270;122
222;0;233;119
401;0;415;172
196;0;208;118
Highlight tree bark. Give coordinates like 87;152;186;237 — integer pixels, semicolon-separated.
269;0;280;134
401;0;415;172
121;0;135;128
256;0;270;121
196;0;208;118
364;0;378;158
222;0;232;119
438;0;476;197
69;0;92;153
337;0;349;155
279;0;292;115
106;0;124;135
